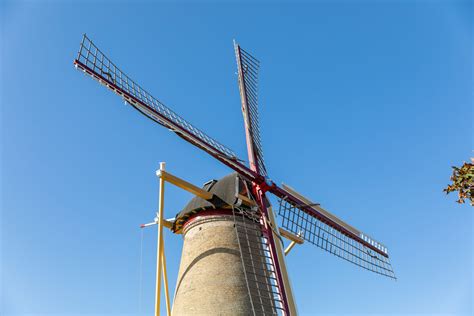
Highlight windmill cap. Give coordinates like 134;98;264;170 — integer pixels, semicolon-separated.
172;173;256;232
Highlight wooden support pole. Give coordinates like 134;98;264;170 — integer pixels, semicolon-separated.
161;234;171;315
158;170;213;200
155;162;166;316
279;227;304;244
284;241;297;255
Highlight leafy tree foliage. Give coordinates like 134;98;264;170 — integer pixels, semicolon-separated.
444;158;474;206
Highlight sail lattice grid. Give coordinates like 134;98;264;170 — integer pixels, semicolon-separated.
236;46;267;176
278;199;396;279
75;35;237;160
232;207;285;315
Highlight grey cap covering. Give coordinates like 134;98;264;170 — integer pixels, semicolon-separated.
172;173;253;232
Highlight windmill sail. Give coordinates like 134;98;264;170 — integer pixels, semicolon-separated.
73;35;396;316
235;42;296;314
275;184;396;279
73;35;257;181
234;42;266;176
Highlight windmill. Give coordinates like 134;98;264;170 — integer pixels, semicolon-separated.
73;34;396;315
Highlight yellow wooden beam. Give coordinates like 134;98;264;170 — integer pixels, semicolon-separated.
284;241;298;255
279;227;304;244
237;194;257;207
157;170;213;201
161;235;171;315
162;219;173;230
155;163;166;316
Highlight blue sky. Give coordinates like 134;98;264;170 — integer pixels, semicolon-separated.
1;1;472;315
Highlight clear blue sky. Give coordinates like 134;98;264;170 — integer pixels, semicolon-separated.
1;1;472;315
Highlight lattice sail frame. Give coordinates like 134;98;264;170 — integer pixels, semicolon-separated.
73;35;257;181
234;42;296;313
276;186;396;279
235;42;267;176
